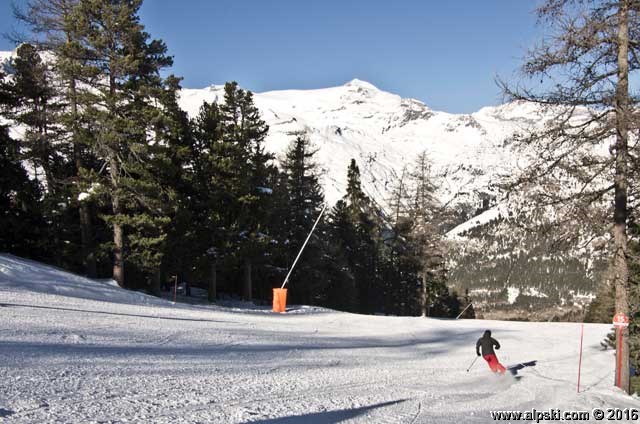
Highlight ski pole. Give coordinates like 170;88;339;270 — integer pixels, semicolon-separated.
467;356;479;372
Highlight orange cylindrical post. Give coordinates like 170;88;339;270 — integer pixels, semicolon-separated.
272;288;288;313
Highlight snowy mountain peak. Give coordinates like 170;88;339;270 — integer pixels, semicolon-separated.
344;78;379;91
175;80;544;208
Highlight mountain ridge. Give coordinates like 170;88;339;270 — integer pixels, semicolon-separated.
177;77;538;211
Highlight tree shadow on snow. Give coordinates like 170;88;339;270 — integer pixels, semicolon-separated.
0;302;230;324
188;301;337;316
243;399;407;424
0;326;513;364
0;408;14;418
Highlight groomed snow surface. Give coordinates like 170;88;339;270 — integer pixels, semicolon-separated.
0;254;637;423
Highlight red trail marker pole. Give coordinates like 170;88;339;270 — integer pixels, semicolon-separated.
612;312;629;389
577;322;584;393
616;327;623;388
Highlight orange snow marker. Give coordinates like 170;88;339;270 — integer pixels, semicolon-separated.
272;288;288;313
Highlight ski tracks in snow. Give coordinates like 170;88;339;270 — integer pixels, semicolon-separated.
0;278;620;424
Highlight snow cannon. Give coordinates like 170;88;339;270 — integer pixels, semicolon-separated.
273;205;327;314
272;288;288;313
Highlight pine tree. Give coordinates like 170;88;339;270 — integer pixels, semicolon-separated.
145;74;193;295
327;199;358;311
279;134;326;304
181;100;229;301
5;43;76;266
281;135;324;240
68;0;173;287
13;0;101;276
0;69;45;257
585;275;615;323
0;123;45;257
8;44;64;194
331;159;383;314
218;82;275;301
345;159;368;211
500;0;640;392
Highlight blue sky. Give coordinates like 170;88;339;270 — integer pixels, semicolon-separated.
1;1;541;113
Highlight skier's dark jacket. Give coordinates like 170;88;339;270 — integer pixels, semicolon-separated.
476;330;500;356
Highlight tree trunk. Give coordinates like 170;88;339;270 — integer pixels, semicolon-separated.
184;274;191;297
613;0;630;394
112;218;124;287
421;274;428;317
70;74;97;278
39;99;56;198
152;268;162;297
79;202;97;277
39;102;63;266
208;259;217;303
242;259;252;301
110;157;125;288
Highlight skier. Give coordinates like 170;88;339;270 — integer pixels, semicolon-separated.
476;330;506;374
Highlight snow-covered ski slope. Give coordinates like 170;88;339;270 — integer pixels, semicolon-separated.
0;254;636;423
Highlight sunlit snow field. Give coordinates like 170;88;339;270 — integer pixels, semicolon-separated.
0;254;636;423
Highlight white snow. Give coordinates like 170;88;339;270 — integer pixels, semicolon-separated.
0;254;167;307
0;51;13;70
77;192;90;201
446;203;510;239
507;287;520;304
470;288;502;296
0;254;635;423
256;186;273;194
77;183;100;202
524;287;548;298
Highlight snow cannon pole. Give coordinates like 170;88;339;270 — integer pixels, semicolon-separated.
281;204;327;290
466;356;479;372
456;302;473;319
577;322;584;393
